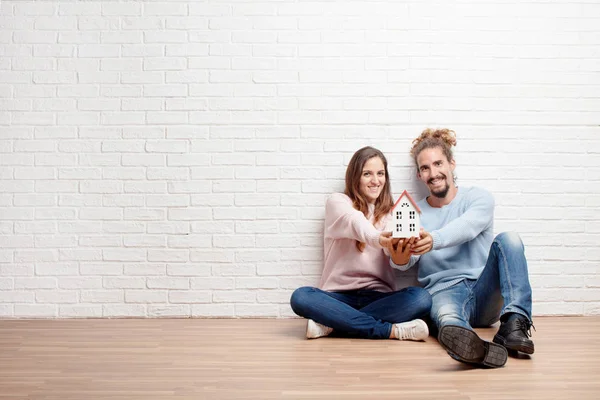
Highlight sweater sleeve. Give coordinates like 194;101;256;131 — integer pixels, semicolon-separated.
324;193;382;249
431;188;494;250
390;254;420;271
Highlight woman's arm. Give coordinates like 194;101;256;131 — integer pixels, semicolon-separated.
324;193;384;249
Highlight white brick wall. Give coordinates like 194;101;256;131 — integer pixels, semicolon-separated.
1;0;599;318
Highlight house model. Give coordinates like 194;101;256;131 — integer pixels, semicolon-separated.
390;190;421;238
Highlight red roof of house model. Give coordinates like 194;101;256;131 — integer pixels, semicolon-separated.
392;190;421;213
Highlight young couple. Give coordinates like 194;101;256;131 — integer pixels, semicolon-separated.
290;128;535;368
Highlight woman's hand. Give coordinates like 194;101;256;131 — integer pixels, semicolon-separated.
387;237;416;265
378;231;395;248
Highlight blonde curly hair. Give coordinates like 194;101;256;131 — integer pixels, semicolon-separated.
410;128;457;182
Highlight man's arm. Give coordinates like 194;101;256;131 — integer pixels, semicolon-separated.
410;188;494;254
430;188;494;250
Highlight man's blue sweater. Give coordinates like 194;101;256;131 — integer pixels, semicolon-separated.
393;186;495;295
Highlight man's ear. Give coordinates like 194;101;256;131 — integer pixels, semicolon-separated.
450;159;456;172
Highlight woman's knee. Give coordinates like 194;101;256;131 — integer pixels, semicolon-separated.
290;286;316;315
406;286;433;315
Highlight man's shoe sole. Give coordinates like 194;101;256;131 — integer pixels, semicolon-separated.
439;325;507;368
493;334;535;355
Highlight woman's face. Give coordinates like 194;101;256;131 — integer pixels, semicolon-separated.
359;156;386;204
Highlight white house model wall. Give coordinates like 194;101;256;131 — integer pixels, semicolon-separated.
391;191;421;239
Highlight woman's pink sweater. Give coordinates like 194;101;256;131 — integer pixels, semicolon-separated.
318;193;396;293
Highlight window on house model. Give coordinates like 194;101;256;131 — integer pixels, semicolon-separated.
409;211;415;219
410;223;415;232
396;224;402;232
396;211;402;218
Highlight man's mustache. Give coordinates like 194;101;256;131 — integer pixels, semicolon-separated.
428;174;446;184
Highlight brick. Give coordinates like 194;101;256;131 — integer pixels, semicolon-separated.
103;194;144;207
167;264;211;277
123;235;166;248
235;304;278;317
58;277;102;289
147;250;189;263
148;305;190;317
213;291;255;303
59;305;102;318
79;236;122;248
236;277;278;289
168;290;211;303
35;290;78;304
147;277;190;289
0;291;34;303
15;277;57;289
15;305;57;318
103;249;146;262
103;305;146;317
124;264;166;276
191;277;234;290
81;290;123;303
191;304;234;317
125;290;167;303
80;263;123;276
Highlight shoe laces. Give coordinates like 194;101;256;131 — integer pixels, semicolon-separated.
515;318;536;337
396;323;416;340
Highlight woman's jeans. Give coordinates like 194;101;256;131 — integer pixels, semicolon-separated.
430;232;533;333
290;286;432;339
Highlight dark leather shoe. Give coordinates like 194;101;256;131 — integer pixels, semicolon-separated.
438;325;507;368
493;314;535;354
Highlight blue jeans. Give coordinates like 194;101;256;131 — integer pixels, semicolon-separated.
290;286;432;339
430;232;533;332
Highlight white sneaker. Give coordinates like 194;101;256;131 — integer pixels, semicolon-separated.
394;319;429;341
306;319;333;339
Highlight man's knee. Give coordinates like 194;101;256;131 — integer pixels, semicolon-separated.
494;231;524;251
431;303;467;329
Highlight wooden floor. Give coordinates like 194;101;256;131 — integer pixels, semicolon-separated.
1;317;599;399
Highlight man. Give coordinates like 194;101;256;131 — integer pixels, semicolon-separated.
388;128;534;368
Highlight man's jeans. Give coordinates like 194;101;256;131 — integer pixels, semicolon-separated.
290;286;432;339
430;232;533;333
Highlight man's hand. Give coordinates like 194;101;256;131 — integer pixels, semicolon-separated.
411;228;433;255
388;237;416;266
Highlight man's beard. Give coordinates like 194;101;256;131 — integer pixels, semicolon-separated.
429;175;450;198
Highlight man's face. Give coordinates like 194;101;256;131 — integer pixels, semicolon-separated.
416;147;456;199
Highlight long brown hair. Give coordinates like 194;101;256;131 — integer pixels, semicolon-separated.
344;146;394;252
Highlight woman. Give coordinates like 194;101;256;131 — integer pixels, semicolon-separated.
290;146;432;340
